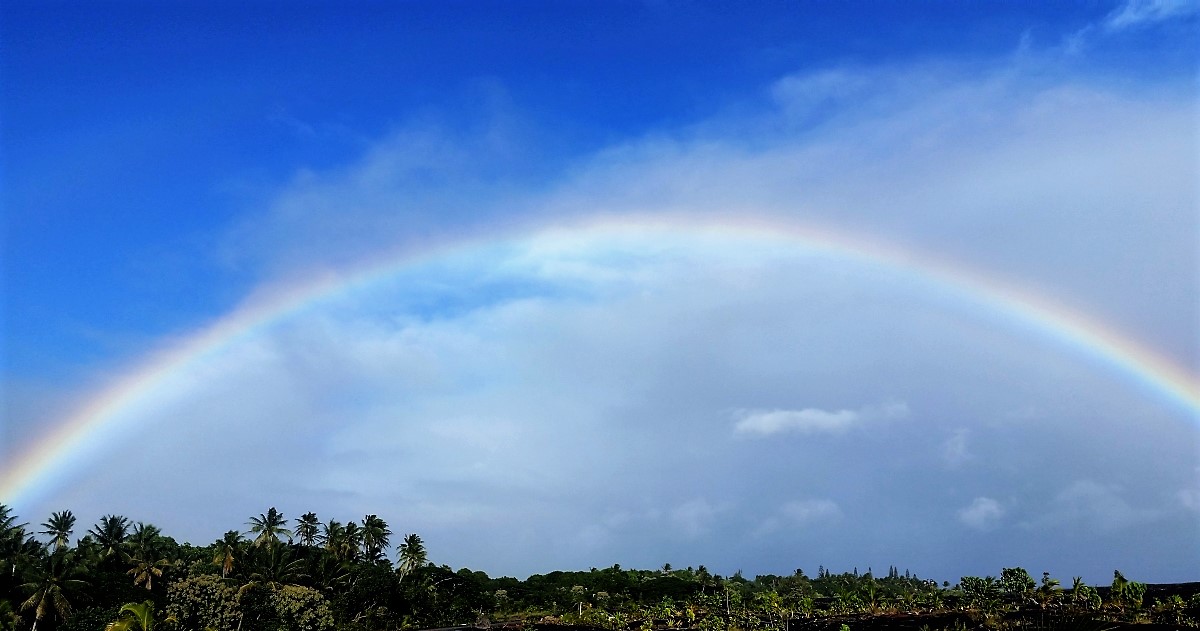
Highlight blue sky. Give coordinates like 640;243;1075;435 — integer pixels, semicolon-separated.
1;1;1198;582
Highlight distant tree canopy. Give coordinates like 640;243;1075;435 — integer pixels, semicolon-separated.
0;503;1196;631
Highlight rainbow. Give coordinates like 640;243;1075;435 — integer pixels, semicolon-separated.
3;214;1197;507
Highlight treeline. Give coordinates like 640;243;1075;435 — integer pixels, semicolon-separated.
1;504;1197;631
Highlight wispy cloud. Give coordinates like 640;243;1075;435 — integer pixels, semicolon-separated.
753;499;843;537
1104;0;1199;31
942;428;973;468
733;403;908;437
671;498;726;539
781;499;843;524
1024;480;1163;532
1065;0;1197;53
958;497;1005;531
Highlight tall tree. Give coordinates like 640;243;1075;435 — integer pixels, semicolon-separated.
88;515;131;561
39;511;75;553
213;531;243;579
295;512;320;548
126;523;170;591
319;520;344;555
361;515;392;562
128;523;162;557
0;505;28;577
0;505;24;543
20;550;88;631
127;555;172;591
397;533;427;581
241;545;307;593
247;508;292;549
341;522;363;563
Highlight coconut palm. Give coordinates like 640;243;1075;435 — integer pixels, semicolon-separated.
0;505;29;577
397;533;427;581
20;550;88;631
308;554;350;594
6;536;42;586
105;600;174;631
361;514;392;562
212;531;243;579
319;519;344;553
341;522;363;562
295;512;320;547
128;522;162;557
127;555;171;591
247;508;292;549
0;505;24;543
240;544;306;593
123;523;169;590
88;515;131;561
39;511;75;552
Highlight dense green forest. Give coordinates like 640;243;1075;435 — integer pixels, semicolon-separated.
2;504;1196;631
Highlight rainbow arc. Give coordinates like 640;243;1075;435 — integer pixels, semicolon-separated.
2;214;1196;506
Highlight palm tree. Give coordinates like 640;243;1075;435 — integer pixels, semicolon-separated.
341;522;363;562
128;522;162;557
319;519;344;554
0;505;25;543
308;554;350;594
105;600;174;631
6;537;42;585
361;514;392;562
127;555;171;591
397;533;427;581
20;550;88;631
39;511;75;552
240;545;306;593
123;522;170;591
88;515;131;561
247;508;292;549
0;505;28;577
295;512;320;547
212;531;243;579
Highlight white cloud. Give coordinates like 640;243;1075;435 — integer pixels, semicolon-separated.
1104;0;1199;31
1065;0;1197;53
733;402;908;437
958;497;1005;530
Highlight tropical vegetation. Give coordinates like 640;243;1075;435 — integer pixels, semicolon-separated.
0;504;1196;631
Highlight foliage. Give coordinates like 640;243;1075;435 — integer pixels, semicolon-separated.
166;574;239;631
272;585;334;631
104;600;173;631
0;504;1194;631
